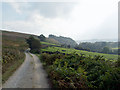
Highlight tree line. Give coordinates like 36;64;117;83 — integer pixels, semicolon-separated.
75;42;118;54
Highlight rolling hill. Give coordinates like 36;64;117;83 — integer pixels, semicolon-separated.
48;34;77;47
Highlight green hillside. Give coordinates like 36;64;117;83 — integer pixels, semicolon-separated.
41;46;118;61
41;41;60;46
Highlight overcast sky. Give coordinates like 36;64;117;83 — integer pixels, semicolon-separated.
1;0;119;41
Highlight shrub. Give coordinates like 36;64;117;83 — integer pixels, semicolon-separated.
26;36;41;54
39;52;120;89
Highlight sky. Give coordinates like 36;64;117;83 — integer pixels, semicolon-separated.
1;0;119;41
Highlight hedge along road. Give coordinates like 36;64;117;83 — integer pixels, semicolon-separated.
3;52;50;88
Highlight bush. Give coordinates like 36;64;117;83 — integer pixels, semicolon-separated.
40;52;120;89
26;36;41;54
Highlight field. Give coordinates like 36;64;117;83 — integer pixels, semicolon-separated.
112;48;119;50
41;46;118;61
41;41;60;46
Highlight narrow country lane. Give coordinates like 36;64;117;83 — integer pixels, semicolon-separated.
31;54;49;88
3;52;50;88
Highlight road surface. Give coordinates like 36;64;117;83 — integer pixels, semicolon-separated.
3;52;50;88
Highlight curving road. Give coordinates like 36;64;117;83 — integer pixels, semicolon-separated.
2;52;50;88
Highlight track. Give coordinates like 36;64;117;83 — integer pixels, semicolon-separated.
3;52;49;88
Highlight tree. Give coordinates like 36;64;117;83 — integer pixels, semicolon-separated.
67;45;71;48
38;34;46;41
26;36;41;53
102;46;110;54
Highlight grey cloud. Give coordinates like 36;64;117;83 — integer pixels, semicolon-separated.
26;2;76;18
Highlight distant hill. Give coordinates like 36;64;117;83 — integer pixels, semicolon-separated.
76;39;118;43
48;34;77;47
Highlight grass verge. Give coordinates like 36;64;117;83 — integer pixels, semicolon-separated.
2;55;25;84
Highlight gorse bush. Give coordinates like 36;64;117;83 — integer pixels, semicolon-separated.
40;52;120;89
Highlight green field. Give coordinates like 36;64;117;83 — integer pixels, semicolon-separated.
41;47;118;61
41;41;60;46
112;48;119;50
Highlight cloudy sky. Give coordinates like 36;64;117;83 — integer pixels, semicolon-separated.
1;0;119;41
